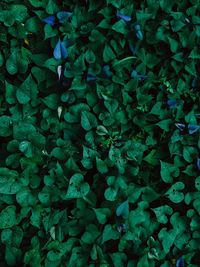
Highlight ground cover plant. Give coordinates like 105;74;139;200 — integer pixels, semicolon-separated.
0;0;200;266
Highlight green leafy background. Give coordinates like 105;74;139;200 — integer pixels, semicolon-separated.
0;0;200;266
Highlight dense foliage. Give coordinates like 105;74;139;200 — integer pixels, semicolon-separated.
0;0;200;266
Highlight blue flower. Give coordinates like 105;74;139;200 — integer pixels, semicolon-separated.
176;256;185;267
53;39;68;60
129;44;137;55
57;11;72;23
197;158;200;170
167;99;177;108
188;124;200;135
192;76;200;89
134;24;141;31
175;123;186;131
43;15;56;26
103;65;112;77
134;24;143;40
87;73;96;82
131;70;147;81
116;11;131;22
117;224;126;233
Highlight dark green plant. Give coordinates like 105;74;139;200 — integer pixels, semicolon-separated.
0;0;199;266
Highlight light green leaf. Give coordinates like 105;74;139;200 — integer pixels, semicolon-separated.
102;224;120;244
160;160;180;183
65;173;90;199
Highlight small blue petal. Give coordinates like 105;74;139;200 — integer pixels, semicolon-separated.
53;39;68;60
129;44;137;55
43;15;56;26
192;76;200;88
53;39;62;59
131;70;147;81
87;73;96;81
175;123;186;131
134;24;141;31
167;99;177;108
60;42;68;59
131;70;138;78
116;11;131;22
188;124;200;135
117;224;126;233
103;65;112;77
176;257;185;267
197;158;200;170
57;11;72;23
135;30;143;40
138;74;147;81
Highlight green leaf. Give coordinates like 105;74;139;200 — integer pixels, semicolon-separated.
28;0;47;7
104;187;118;201
46;0;59;14
195;176;200;191
0;206;18;229
93;208;111;224
0;168;21;194
159;229;176;254
16;188;36;207
81;111;97;131
6;52;19;75
167;37;179;53
102;224;120;244
156;119;172;132
16;74;37;104
6;51;28;75
116;200;129;219
160;160;180;183
112;20;128;34
103;44;116;62
19;141;34;157
96;157;108;174
65;173;90;199
0;116;12;137
96;125;108;136
183;146;198;163
42;94;59;110
44;24;58;39
152;205;173;224
165;182;185;203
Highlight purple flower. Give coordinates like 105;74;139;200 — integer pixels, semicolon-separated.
167;99;177;108
188;124;200;135
175;123;186;131
43;15;56;26
176;256;185;267
116;11;131;22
